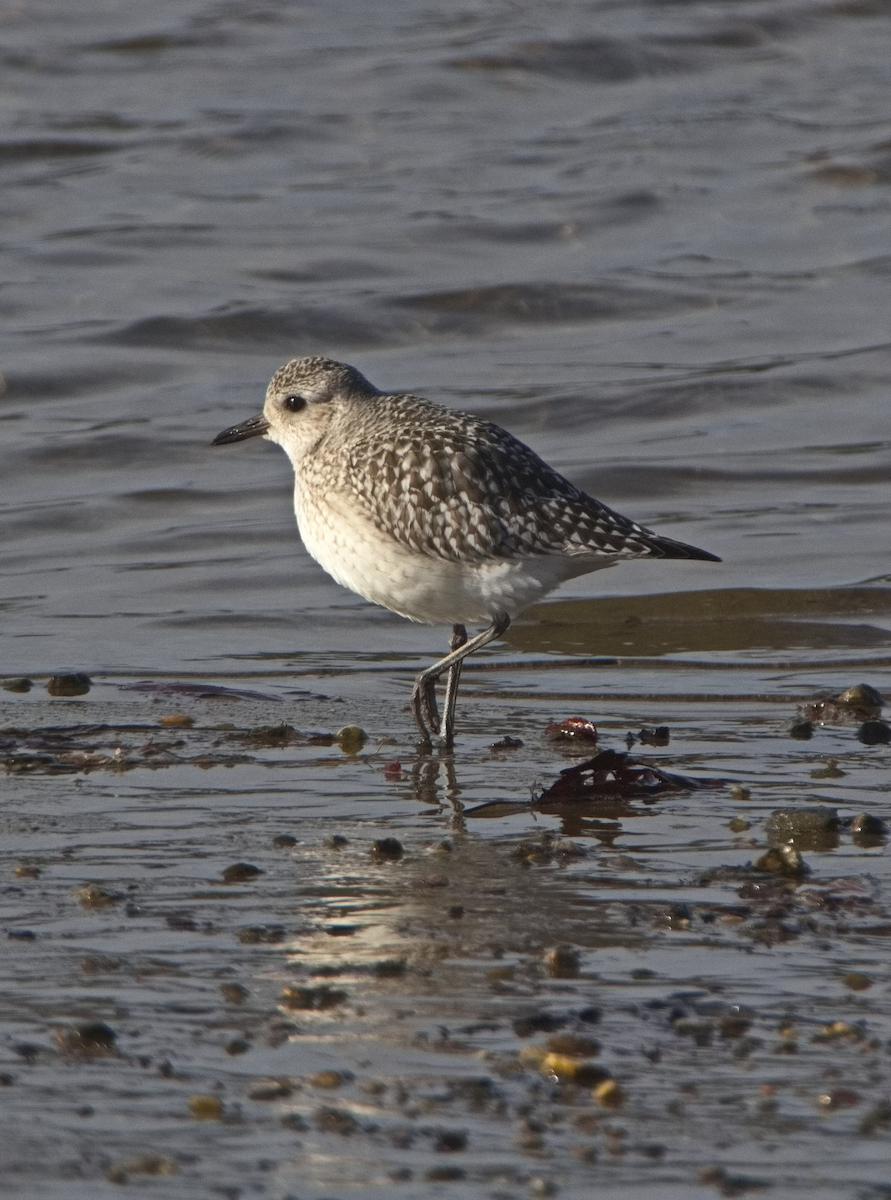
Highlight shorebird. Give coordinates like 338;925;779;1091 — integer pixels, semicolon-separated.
214;357;719;748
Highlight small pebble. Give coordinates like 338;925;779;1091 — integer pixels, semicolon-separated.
160;713;193;727
841;972;872;992
858;720;891;745
75;884;119;909
336;724;367;754
542;944;580;979
280;984;348;1010
220;983;249;1005
189;1094;224;1119
105;1153;179;1183
754;844;809;876
54;1021;117;1057
593;1079;625;1109
221;862;265;883
247;1079;293;1100
1;677;32;693
371;837;404;861
308;1070;352;1090
46;673;91;696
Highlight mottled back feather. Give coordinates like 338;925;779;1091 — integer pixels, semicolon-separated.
318;392;690;565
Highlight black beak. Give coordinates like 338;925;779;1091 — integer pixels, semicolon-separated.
212;414;270;445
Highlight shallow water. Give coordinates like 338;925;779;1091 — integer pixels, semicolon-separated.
1;0;890;1197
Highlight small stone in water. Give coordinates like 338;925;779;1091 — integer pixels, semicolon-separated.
189;1094;223;1119
159;713;193;727
280;984;348;1010
545;716;598;742
221;862;264;883
818;1087;859;1110
220;982;249;1005
788;719;813;740
104;1153;179;1183
729;785;751;802
545;1034;600;1058
55;1021;117;1057
491;735;524;749
764;807;839;852
1;677;32;693
836;683;884;714
309;1070;352;1090
841;972;872;992
46;673;91;696
326;834;349;849
433;1129;468;1152
337;724;367;753
810;758;846;779
593;1079;625;1109
272;834;298;848
753;845;809;876
813;1021;862;1043
858;720;891;745
638;726;669;746
851;812;886;847
542;944;580;978
314;1106;359;1135
75;884;119;909
247;1078;293;1100
371;837;403;861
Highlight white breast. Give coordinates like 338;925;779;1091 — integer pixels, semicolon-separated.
293;482;613;626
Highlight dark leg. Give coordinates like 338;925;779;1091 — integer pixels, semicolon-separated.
439;624;467;747
410;613;510;749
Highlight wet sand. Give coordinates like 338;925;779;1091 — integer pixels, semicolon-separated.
1;0;891;1194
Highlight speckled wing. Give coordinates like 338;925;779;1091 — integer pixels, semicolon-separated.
343;395;681;564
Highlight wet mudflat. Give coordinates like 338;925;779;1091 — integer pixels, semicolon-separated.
1;0;891;1195
3;603;891;1200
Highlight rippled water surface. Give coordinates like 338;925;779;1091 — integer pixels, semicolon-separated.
1;1;890;1197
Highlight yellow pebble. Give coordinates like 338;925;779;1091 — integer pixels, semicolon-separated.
188;1094;223;1120
593;1079;624;1109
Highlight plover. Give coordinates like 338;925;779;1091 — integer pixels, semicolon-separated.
214;357;720;747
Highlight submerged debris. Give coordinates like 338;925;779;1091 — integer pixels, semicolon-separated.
802;682;884;725
637;726;670;747
536;748;721;805
120;680;279;701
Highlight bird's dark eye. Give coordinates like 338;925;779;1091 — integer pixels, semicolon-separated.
283;394;307;413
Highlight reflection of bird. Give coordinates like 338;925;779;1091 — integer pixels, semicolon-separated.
214;356;720;748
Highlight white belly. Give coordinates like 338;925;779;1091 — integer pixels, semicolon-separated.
294;484;613;626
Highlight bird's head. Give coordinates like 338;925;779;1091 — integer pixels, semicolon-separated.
212;356;379;461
